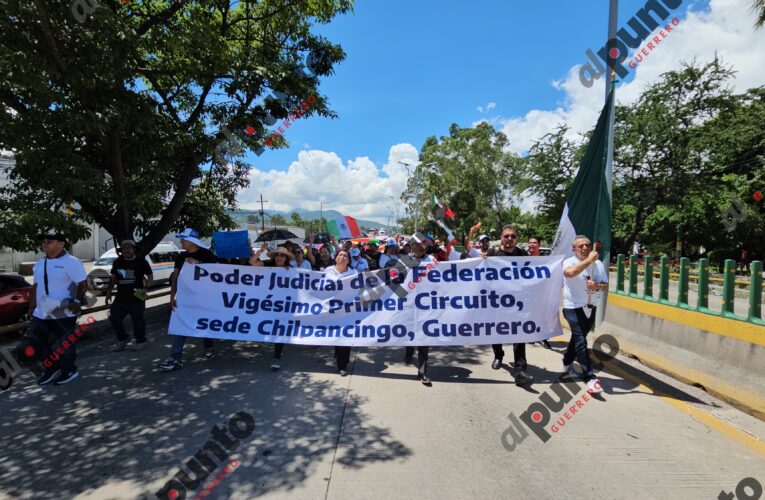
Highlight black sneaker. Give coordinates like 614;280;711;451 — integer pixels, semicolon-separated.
491;358;502;370
54;370;78;385
514;370;534;386
37;369;62;386
157;358;183;372
419;374;432;386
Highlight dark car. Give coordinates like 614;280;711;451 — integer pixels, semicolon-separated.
0;274;33;326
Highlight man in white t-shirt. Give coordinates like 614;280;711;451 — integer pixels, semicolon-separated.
27;233;88;386
562;235;609;394
349;247;369;272
379;238;400;268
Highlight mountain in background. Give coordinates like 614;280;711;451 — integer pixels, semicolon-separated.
228;208;392;230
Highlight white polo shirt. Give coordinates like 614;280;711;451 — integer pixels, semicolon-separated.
562;255;608;309
32;252;87;319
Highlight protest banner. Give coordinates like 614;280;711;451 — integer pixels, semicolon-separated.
169;256;564;346
212;231;251;259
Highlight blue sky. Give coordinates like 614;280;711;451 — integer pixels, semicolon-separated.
251;0;699;168
238;0;763;222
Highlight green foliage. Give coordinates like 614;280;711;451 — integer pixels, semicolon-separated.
0;0;352;252
401;122;523;243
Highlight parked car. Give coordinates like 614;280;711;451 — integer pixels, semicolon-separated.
0;274;33;326
87;242;180;295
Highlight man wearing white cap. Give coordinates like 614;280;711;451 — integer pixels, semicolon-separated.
348;247;369;272
158;228;218;372
465;222;492;257
403;232;437;386
379;238;400;268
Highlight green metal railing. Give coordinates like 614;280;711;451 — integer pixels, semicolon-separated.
612;255;765;326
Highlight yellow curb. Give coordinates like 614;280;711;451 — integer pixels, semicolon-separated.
608;293;765;347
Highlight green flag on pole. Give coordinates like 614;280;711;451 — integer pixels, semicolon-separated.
552;90;613;260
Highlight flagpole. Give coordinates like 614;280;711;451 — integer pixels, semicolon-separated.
596;0;618;327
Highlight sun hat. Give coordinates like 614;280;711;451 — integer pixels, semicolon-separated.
175;228;209;249
478;234;490;242
268;246;295;260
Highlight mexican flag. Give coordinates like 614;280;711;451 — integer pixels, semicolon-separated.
552;90;613;261
326;215;361;239
432;194;454;219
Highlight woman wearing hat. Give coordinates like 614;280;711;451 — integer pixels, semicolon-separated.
250;245;294;370
324;250;356;376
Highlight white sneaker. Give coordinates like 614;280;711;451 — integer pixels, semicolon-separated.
587;379;603;394
270;359;281;371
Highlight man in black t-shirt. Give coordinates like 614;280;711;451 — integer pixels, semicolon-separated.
158;228;218;372
486;224;534;386
106;240;153;352
365;241;382;271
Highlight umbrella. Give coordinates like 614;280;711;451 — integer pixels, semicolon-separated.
255;229;299;242
304;232;332;244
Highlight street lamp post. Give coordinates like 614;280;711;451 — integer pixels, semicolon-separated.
399;161;436;234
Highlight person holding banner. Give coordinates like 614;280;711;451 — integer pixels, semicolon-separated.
349;247;369;272
158;229;218;372
250;245;294;371
487;225;534;386
528;236;552;350
404;232;435;386
379;238;400;268
308;244;335;272
562;236;608;394
287;242;312;270
324;249;357;376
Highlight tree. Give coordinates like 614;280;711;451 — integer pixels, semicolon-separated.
0;0;352;253
611;59;736;255
290;211;303;227
754;0;765;28
268;214;287;226
519;125;585;239
401;122;523;243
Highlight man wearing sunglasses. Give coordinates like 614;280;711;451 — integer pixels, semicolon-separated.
562;235;608;394
486;224;534;386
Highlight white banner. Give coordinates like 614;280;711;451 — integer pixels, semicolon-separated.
169;256;564;346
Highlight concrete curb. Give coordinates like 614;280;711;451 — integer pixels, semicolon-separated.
559;313;765;423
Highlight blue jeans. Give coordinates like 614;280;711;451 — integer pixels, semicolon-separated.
562;308;597;382
170;336;213;361
28;316;78;373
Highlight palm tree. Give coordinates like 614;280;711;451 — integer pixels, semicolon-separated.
754;0;765;28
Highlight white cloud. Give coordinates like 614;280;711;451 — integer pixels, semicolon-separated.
238;143;418;224
498;0;765;154
477;101;497;113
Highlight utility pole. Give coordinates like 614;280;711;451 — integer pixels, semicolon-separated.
259;194;268;231
320;201;325;233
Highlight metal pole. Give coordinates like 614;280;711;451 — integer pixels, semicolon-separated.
596;0;618;327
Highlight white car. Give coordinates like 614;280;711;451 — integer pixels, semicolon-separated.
87;242;180;294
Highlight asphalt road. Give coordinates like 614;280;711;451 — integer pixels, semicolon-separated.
1;305;763;500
